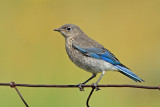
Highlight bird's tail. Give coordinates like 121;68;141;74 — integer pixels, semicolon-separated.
115;65;144;82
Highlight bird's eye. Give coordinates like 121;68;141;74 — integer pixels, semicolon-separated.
66;27;72;31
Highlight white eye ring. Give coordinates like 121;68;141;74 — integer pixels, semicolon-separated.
66;27;72;31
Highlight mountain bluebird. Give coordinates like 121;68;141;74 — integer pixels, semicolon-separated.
54;24;144;91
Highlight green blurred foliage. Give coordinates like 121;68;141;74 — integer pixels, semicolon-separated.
0;0;160;106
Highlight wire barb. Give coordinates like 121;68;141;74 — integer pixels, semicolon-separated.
10;82;29;107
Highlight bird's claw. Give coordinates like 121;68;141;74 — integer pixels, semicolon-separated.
77;83;85;91
92;83;101;91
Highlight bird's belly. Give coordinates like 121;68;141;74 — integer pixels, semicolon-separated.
75;57;117;73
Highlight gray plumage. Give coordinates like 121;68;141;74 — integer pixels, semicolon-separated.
54;24;144;90
55;24;116;72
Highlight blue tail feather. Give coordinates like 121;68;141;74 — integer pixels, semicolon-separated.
114;65;144;82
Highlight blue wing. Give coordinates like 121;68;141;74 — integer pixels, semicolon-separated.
73;45;121;65
73;45;144;82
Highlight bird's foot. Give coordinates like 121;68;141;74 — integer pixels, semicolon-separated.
91;83;101;91
77;83;85;91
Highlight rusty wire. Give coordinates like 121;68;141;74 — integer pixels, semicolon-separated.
0;82;159;107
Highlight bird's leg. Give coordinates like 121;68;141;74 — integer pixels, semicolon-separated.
78;73;97;91
82;73;97;84
92;71;106;91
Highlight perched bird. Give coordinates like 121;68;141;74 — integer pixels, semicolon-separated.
54;24;144;91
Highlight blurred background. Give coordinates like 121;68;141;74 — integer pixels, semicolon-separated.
0;0;160;107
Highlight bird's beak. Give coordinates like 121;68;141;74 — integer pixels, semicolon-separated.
54;28;60;32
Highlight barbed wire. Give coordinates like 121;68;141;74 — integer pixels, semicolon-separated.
0;82;159;107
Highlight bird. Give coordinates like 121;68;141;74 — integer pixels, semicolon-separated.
54;24;144;91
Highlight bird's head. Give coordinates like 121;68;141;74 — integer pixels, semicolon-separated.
54;24;81;38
